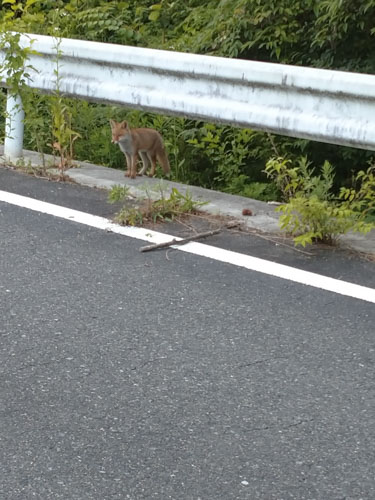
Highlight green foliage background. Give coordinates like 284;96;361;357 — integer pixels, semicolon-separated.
1;0;375;197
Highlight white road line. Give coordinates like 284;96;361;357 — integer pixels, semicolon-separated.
1;189;374;304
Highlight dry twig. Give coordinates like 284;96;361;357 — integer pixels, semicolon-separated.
140;228;221;252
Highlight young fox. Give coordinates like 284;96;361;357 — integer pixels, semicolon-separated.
110;120;170;179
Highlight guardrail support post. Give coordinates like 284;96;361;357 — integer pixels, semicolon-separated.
4;92;24;161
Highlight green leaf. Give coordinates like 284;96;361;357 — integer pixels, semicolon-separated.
149;10;160;22
25;0;38;7
150;3;163;10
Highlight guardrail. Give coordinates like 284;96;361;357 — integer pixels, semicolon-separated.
1;33;375;160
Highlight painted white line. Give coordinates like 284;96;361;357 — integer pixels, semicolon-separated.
1;189;374;304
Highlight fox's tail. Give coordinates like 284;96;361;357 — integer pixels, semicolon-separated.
157;147;170;175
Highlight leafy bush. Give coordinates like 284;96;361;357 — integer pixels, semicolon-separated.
265;156;335;202
224;175;279;201
276;195;373;247
265;157;375;246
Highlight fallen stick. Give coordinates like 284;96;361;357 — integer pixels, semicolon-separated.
139;228;221;252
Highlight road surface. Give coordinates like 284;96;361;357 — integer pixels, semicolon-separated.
1;168;374;499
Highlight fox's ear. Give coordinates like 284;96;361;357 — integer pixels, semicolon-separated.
120;120;128;129
109;119;116;128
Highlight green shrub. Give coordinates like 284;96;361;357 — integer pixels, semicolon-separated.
224;174;279;201
265;157;375;246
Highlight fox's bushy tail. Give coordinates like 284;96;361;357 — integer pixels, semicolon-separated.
157;147;170;175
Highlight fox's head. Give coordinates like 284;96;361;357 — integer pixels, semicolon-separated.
110;120;130;143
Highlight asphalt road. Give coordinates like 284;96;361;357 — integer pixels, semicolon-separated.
1;168;375;499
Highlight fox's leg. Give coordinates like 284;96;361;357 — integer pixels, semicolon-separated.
130;153;138;179
138;151;150;176
124;152;131;177
148;153;157;177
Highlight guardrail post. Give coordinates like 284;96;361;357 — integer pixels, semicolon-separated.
4;92;24;161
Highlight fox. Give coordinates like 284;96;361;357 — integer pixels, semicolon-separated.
110;119;170;179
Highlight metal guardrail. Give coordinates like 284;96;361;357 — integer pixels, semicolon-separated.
2;33;375;160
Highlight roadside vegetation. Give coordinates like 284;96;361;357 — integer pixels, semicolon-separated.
1;0;375;242
108;183;207;226
265;157;375;246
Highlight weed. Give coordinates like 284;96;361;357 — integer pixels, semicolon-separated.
107;184;131;203
115;206;145;226
50;38;81;178
108;185;207;226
